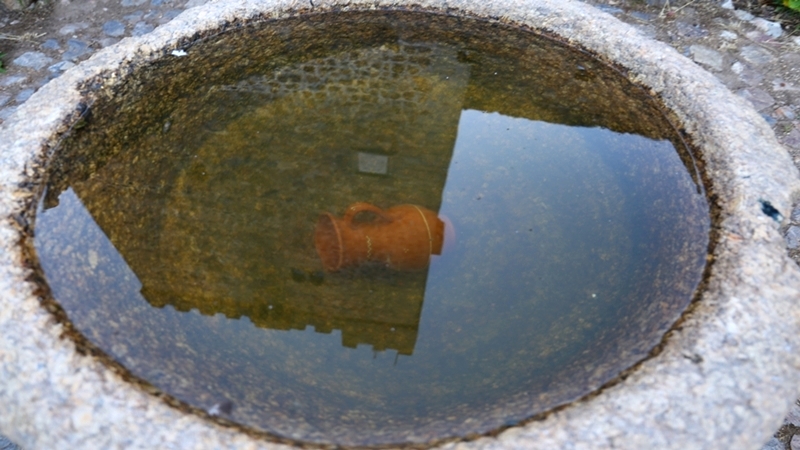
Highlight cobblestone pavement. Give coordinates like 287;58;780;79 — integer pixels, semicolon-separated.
1;0;800;448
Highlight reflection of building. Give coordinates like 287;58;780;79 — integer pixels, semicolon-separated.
134;42;470;356
46;41;472;357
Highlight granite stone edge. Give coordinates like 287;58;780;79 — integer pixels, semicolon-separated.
0;0;799;449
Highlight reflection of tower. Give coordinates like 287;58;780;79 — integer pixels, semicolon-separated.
221;42;471;150
54;42;471;357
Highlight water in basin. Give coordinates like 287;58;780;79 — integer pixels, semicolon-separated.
33;10;709;447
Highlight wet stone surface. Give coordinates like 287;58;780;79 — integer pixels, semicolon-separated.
0;0;799;448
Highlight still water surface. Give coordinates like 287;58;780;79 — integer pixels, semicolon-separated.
34;12;709;446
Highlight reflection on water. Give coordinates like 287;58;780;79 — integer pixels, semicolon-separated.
33;11;709;447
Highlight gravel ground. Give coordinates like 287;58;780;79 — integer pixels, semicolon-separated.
1;0;799;448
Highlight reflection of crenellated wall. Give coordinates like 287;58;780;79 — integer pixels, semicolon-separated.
143;280;423;355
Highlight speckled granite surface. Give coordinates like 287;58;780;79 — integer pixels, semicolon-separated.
1;0;800;449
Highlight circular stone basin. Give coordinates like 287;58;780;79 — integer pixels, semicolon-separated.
1;1;799;450
33;10;708;446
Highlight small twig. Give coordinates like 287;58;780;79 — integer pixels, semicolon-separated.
673;0;699;13
659;0;671;18
0;32;46;43
659;0;698;18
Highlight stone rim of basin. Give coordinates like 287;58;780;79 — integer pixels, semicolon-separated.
1;0;799;449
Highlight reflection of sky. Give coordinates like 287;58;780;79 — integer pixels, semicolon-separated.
38;187;143;300
420;108;692;377
425;108;677;306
